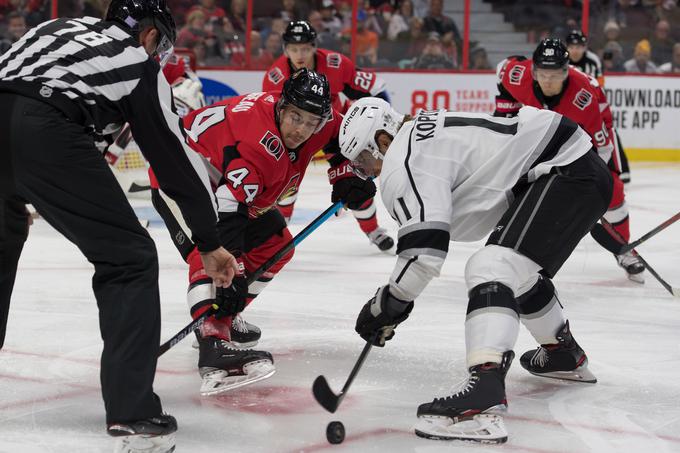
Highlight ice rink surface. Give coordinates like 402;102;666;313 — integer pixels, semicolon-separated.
1;162;679;453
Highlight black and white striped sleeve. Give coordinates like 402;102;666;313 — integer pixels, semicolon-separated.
123;61;220;252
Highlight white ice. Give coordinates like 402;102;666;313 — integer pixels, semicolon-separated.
1;163;680;453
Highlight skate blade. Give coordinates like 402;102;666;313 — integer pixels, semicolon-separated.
200;361;276;396
528;363;597;383
414;414;508;444
114;433;176;453
626;271;645;284
192;338;258;349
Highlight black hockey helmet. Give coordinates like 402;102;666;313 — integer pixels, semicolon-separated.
279;68;331;130
282;20;317;45
533;38;570;70
106;0;176;57
565;29;587;46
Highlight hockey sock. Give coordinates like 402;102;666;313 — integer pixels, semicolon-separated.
517;276;566;345
465;282;520;368
352;199;378;234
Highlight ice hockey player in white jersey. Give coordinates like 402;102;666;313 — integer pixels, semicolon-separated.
339;98;613;443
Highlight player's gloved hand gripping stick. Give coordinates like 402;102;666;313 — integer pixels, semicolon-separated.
158;200;345;356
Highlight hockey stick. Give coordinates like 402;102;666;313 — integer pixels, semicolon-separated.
312;332;378;413
158;201;345;356
590;210;680;255
594;219;680;298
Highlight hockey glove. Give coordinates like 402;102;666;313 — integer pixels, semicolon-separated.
213;260;248;318
355;285;414;347
328;161;376;210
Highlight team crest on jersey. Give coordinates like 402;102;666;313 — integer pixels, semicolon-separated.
268;67;284;85
327;53;341;68
572;88;593;110
259;130;285;160
509;65;525;85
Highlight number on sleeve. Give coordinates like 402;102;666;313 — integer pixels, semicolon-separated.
185;106;226;142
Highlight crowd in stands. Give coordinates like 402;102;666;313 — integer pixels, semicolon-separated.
0;0;679;73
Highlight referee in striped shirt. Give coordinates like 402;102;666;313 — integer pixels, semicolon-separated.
0;0;237;446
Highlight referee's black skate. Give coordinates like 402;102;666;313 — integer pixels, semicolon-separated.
415;351;514;444
107;414;177;453
520;321;597;383
367;227;394;252
197;334;275;396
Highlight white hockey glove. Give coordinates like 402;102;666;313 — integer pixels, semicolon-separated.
172;77;206;118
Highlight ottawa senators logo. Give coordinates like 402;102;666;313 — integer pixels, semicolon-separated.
572;88;593;110
268;67;284;84
259;130;284;160
327;53;341;68
509;65;525;85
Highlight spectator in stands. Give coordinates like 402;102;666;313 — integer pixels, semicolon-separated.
264;31;283;60
0;12;26;55
594;20;624;57
320;0;343;36
167;0;195;26
248;30;274;69
337;1;354;30
423;0;461;50
659;42;680;72
470;45;491;70
602;41;626;72
365;4;391;38
652;0;680;32
650;19;675;64
83;0;108;18
412;0;429;18
203;32;229;66
624;39;660;72
353;9;379;66
309;9;340;51
413;31;454;69
189;0;226;20
387;0;413;40
177;9;208;48
280;0;308;22
226;0;246;33
609;0;655;46
404;16;427;60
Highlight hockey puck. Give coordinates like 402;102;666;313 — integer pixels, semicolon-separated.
326;421;345;444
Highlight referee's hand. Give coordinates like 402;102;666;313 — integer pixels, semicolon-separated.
199;247;239;288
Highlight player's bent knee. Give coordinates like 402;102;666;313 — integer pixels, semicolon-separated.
465;245;541;294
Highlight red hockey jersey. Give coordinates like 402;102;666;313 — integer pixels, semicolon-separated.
262;48;385;113
496;58;614;162
181;91;341;218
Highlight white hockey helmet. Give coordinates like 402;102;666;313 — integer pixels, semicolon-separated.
339;97;404;162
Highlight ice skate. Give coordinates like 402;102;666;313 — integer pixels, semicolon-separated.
616;250;645;283
192;314;261;349
108;414;177;453
367;227;394;252
520;321;596;383
414;351;514;444
197;335;275;396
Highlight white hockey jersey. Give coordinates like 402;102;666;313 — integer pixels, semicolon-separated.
381;106;594;301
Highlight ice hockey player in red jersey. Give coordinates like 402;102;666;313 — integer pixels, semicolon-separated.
263;20;394;252
494;38;645;283
149;69;377;395
565;29;631;183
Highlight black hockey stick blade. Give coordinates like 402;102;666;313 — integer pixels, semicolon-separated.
312;333;377;413
632;253;680;298
312;375;341;413
128;182;151;193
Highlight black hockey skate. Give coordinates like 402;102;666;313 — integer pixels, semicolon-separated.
230;314;261;348
108;414;177;453
415;351;515;444
367;227;394;252
616;251;645;284
520;321;597;383
197;334;275;396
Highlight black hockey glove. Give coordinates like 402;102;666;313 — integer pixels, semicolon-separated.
214;276;248;318
355;285;414;347
328;162;376;210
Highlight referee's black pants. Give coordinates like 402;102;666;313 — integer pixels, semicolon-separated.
0;93;163;424
0;195;29;349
